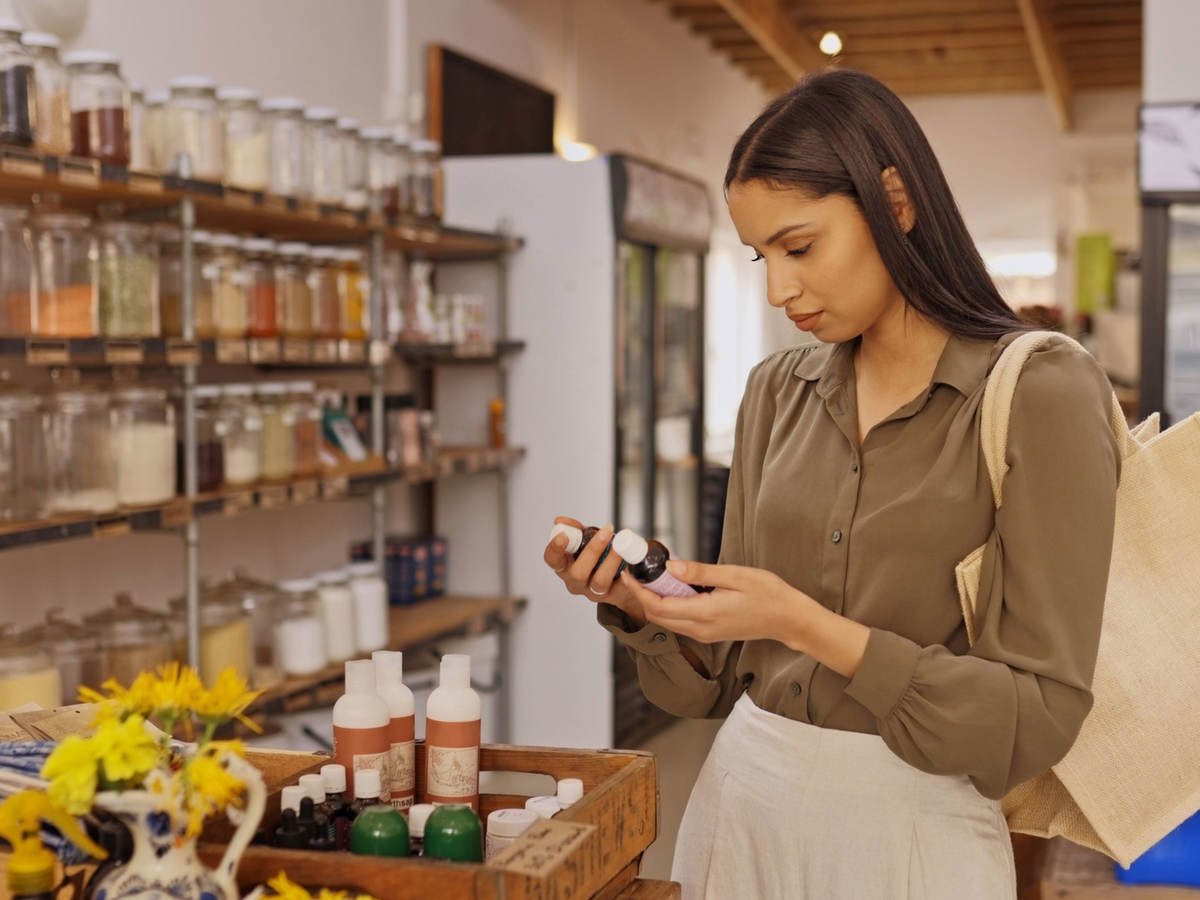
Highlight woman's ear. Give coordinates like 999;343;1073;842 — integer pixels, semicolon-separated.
881;166;916;234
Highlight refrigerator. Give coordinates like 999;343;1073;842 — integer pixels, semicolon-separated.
1138;102;1200;424
442;153;712;748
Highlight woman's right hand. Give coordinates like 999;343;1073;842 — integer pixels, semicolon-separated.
544;516;646;627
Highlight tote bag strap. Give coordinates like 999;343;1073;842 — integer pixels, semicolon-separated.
980;330;1129;510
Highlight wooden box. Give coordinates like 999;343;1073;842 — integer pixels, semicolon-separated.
198;742;672;899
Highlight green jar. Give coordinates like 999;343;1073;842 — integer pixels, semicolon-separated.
349;803;409;857
424;803;483;863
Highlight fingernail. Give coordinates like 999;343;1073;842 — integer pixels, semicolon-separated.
554;534;568;548
666;560;682;575
599;523;615;539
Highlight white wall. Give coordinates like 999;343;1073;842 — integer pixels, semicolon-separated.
1145;0;1200;103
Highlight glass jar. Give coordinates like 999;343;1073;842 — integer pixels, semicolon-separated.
112;385;175;507
64;50;130;165
21;610;103;706
256;383;295;481
45;385;117;514
215;569;283;673
262;96;306;198
273;578;324;675
243;237;277;338
184;383;224;493
21;31;69;155
163;75;223;180
85;593;174;686
0;389;48;521
218;384;261;486
307;246;339;339
288;380;321;477
97;220;159;337
276;241;312;339
31;209;97;337
408;139;443;219
339;117;366;210
0;631;61;709
0;205;34;337
219;86;267;191
188;230;216;338
143;89;166;173
128;83;149;171
168;592;253;686
315;570;356;663
155;223;183;336
0;21;36;147
206;232;247;338
336;247;367;340
361;127;398;215
393;136;411;216
305;107;342;205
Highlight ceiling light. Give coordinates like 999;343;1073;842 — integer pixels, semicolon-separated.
559;140;597;162
819;31;843;57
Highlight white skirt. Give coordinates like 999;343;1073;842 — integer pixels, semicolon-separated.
671;693;1017;900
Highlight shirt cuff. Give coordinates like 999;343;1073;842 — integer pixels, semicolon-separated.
844;627;922;720
596;603;684;657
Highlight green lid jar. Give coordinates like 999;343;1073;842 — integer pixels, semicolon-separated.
349;804;409;857
424;803;483;863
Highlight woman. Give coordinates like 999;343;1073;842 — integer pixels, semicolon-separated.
544;70;1118;899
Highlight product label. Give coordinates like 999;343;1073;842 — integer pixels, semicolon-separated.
425;718;481;810
388;714;416;809
645;571;699;598
332;723;390;795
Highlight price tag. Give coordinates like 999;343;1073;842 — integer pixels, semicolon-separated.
104;340;144;364
160;498;191;527
224;188;256;208
397;224;419;242
94;514;132;539
215;339;249;364
223;490;254;516
322;475;349;499
127;172;164;194
165;339;201;365
369;340;391;366
338;341;366;363
258;485;289;509
282;340;311;363
453;341;495;359
0;148;43;177
291;480;319;504
26;339;69;365
58;156;101;186
263;195;289;213
312;340;338;364
248;338;281;363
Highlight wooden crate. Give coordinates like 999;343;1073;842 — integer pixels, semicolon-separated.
194;742;666;899
1040;837;1200;899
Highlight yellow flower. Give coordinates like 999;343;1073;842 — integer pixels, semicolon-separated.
191;668;263;733
176;744;247;838
265;873;378;900
0;790;107;861
41;735;99;816
91;715;161;786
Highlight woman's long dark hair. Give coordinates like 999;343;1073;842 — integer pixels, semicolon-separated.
726;69;1027;340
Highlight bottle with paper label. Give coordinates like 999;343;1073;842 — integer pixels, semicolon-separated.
613;529;710;597
332;659;391;795
424;653;481;811
373;649;415;810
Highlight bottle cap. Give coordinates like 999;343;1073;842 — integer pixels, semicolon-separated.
548;523;583;554
439;653;471;689
21;31;60;49
424;804;483;862
261;96;305;112
299;773;325;803
525;795;561;820
217;86;259;102
337;116;360;131
304;106;338;122
354;766;382;799
407;803;435;838
277;241;310;256
169;75;217;91
277;577;317;593
556;777;584;807
320;763;347;794
316;569;348;585
350;804;409;857
274;808;307;848
487;807;538;839
359;125;392;141
64;49;120;66
612;529;649;565
344;658;376;693
347;561;379;579
372;649;403;683
280;784;304;814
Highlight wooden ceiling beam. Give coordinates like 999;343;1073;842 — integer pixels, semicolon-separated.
710;0;828;78
1056;23;1141;42
792;12;1026;36
1052;4;1142;27
782;0;1015;17
838;45;1036;65
834;31;1033;52
1016;0;1074;130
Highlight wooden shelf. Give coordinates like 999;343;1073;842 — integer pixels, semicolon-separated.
0;336;380;367
0;447;525;552
0;155;518;257
249;593;526;714
1040;837;1199;898
396;339;526;365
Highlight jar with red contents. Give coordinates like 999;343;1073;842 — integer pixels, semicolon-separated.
64;50;130;166
243;236;278;338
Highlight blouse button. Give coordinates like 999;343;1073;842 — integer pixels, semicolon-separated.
790;681;803;697
831;529;843;544
851;462;859;473
652;632;668;643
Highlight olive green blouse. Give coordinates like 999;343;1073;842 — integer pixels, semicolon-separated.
599;332;1120;800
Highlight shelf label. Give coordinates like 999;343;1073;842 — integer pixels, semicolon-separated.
126;172;163;195
26;339;69;365
248;338;281;363
224;188;257;208
258;485;289;509
94;514;132;539
160;498;191;527
489;819;596;878
0;148;44;177
369;340;391;366
338;340;366;363
282;340;311;363
104;340;144;364
215;339;249;364
223;490;254;516
312;340;338;363
291;480;319;504
165;339;201;365
263;195;289;213
452;341;495;358
58;156;101;186
322;475;349;499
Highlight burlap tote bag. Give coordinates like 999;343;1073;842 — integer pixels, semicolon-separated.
955;329;1200;867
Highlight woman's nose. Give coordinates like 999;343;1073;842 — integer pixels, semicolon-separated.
766;266;801;309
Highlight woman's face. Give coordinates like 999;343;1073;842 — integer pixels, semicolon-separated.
727;179;907;344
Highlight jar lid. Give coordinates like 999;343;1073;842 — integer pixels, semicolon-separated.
145;90;169;106
222;383;254;398
487;807;538;839
0;630;51;672
358;126;392;141
112;385;168;402
46;387;107;407
276;241;310;256
335;247;363;264
256;382;289;396
209;232;242;250
277;577;318;593
286;380;315;393
194;384;222;400
168;594;246;627
0;17;23;34
345;561;378;579
131;83;145;97
84;593;171;643
20;609;99;653
304;107;337;122
337;116;360;131
410;139;441;154
241;237;275;254
261;97;305;112
190;229;215;245
63;50;120;66
314;570;347;585
308;246;339;261
21;31;60;49
217;86;259;103
98;220;152;238
169;75;217;91
33;209;90;228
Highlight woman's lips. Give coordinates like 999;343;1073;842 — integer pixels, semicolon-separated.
790;311;822;331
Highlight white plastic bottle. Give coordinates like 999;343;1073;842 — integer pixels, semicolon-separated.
556;777;584;810
373;649;415;810
332;659;390;790
424;653;481;811
316;570;358;662
347;562;389;653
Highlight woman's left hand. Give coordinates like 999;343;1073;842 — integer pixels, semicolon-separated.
619;560;818;651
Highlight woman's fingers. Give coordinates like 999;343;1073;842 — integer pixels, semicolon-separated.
543;532;571;572
565;523;613;587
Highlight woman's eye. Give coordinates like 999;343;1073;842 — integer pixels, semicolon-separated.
787;244;813;257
